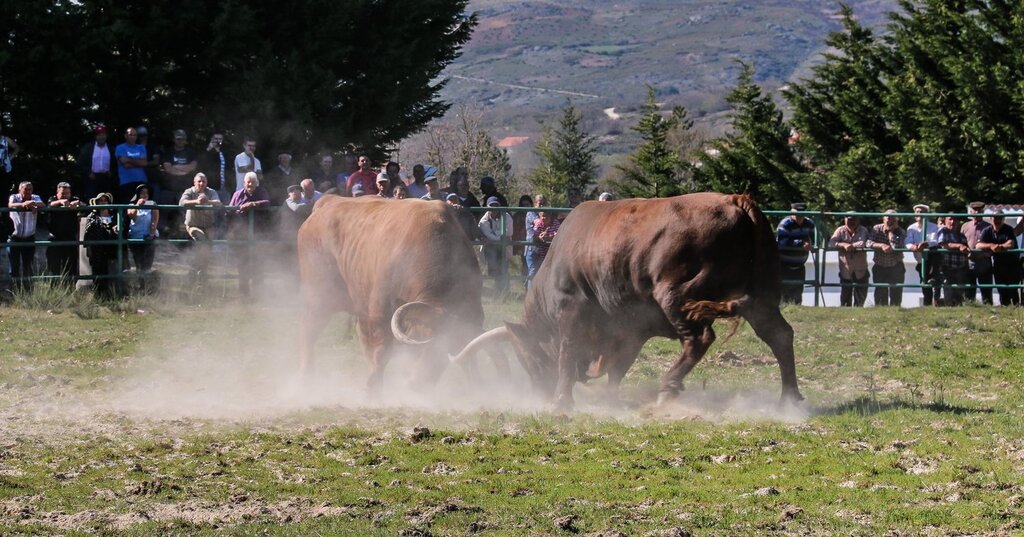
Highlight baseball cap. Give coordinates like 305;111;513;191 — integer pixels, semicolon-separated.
486;197;500;207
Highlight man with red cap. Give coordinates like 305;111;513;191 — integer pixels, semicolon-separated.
77;125;117;200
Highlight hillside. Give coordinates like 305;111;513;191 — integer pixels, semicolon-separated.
400;0;897;181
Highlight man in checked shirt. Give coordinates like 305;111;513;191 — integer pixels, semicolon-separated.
935;214;971;306
867;209;908;307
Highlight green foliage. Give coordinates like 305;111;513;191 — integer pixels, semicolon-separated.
785;0;1024;211
457;130;515;197
0;0;475;185
528;102;598;204
612;87;693;198
693;63;806;208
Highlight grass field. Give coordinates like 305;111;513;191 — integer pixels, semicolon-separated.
0;286;1022;535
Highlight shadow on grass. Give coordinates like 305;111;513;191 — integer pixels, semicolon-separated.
813;395;993;417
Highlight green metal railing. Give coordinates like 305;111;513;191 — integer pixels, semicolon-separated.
1;204;1021;303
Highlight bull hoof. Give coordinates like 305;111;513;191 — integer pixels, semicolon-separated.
551;394;575;413
655;389;680;408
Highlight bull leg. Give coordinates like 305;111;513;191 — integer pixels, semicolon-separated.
553;335;584;411
356;318;392;399
298;305;333;376
605;338;644;403
742;303;804;403
657;321;715;406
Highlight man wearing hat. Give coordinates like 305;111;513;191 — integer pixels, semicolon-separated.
158;129;198;233
77;125;116;201
960;201;993;304
828;212;870;307
420;174;443;200
375;173;391;198
936;213;971;306
479;196;513;294
866;209;908;306
906;203;941;306
977;210;1021;305
46;181;84;280
775;202;815;304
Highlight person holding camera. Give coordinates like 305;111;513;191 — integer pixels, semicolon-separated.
126;183;159;289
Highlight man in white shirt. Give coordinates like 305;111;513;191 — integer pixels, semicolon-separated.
7;181;44;288
906;203;941;306
233;138;262;190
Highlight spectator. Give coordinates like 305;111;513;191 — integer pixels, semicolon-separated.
313;154;336;187
179;173;221;281
229;172;270;296
530;207;562;279
480;176;508;208
199;132;231;202
393;184;409;200
377;161;403;197
446;192;484;241
935;214;971;306
0;122;20;198
125;184;159;288
406;164;429;199
337;154;358;190
906;203;941;306
46;181;84;281
479;197;512;294
420;174;443;200
351;183;366;197
83;192;121;299
455;176;480;209
447;166;469;194
77;125;116;200
961;201;993;304
280;184;310;238
300;178;322;204
828;213;869;307
512;194;532;277
598;192;614;201
7;181;44;290
159;129;198;234
375;174;391;198
135;127;162;196
776;202;815;304
525;194;548;286
867;209;907;306
114;127;148;204
264;151;294;204
977;210;1020;306
346;155;377;197
233;138;263;190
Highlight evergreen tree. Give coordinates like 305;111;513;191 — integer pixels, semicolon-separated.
693;63;805;209
0;0;475;185
613;87;691;198
528;102;598;204
457;130;515;197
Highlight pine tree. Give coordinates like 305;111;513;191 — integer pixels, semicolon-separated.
528;102;598;204
693;63;805;209
613;87;691;198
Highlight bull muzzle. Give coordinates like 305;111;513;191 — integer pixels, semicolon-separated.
391;302;441;345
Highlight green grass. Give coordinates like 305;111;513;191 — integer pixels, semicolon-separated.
0;297;1022;535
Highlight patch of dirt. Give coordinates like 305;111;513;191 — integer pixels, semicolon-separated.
3;495;358;531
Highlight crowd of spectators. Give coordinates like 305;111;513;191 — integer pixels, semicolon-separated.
3;124;597;297
778;201;1024;307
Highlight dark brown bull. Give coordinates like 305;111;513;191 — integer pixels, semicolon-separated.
298;196;503;392
454;192;803;409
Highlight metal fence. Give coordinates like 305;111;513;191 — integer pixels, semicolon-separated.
1;204;1021;304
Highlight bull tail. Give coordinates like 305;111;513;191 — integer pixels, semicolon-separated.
681;297;749;341
729;193;783;303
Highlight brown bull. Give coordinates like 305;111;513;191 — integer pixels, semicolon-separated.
454;192;803;409
298;196;503;393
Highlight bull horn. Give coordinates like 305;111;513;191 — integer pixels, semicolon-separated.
391;302;437;345
449;326;510;364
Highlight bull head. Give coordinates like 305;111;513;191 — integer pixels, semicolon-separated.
391;302;444;345
450;321;557;397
